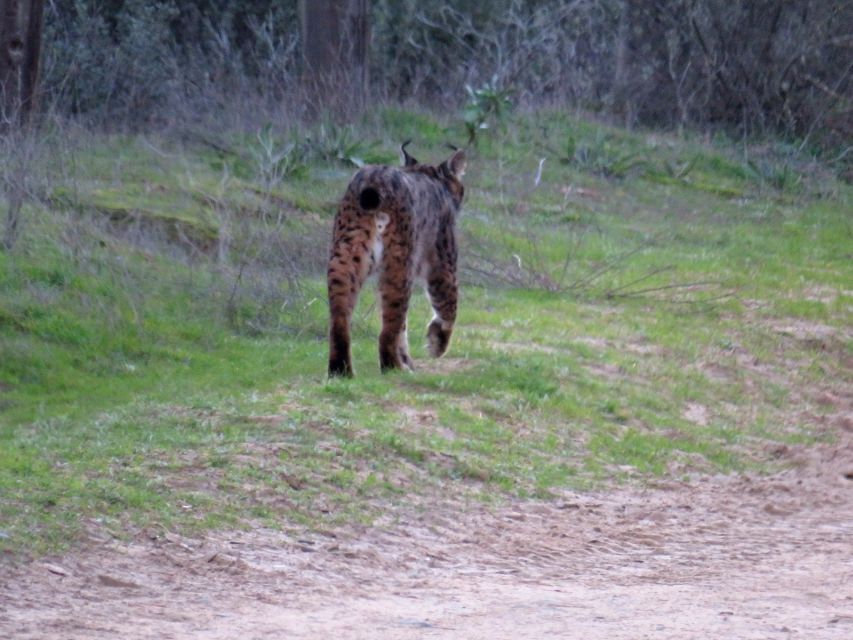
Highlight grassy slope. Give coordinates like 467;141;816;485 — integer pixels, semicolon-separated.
1;109;850;555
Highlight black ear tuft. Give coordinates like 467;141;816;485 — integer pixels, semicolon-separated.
359;187;381;210
401;140;418;167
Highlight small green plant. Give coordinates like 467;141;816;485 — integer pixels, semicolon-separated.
744;158;801;192
558;131;647;179
250;124;306;187
304;119;379;167
463;77;513;145
661;155;700;181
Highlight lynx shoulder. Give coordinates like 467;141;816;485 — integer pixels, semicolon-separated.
327;142;466;377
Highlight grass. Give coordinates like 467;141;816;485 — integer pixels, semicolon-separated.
1;108;850;556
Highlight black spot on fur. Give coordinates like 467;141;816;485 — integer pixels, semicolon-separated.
359;187;381;210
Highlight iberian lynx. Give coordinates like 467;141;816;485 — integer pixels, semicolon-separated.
327;142;466;376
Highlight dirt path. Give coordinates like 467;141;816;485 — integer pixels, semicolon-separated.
2;433;852;639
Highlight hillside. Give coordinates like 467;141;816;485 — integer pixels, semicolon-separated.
1;108;851;558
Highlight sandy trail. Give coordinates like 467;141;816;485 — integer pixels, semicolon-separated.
2;433;852;639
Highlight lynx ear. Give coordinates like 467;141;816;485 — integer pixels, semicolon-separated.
400;140;418;167
442;149;466;178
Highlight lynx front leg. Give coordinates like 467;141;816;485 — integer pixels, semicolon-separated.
327;221;373;377
396;317;414;371
426;268;458;358
378;242;414;373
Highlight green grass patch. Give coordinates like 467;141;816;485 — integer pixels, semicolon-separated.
1;109;850;556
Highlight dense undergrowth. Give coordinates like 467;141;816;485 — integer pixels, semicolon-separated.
1;108;850;555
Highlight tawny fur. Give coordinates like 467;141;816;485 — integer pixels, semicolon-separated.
327;144;466;377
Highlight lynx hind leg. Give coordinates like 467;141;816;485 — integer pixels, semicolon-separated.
327;217;374;377
426;270;458;358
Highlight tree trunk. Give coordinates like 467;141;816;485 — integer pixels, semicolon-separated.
612;0;635;129
299;0;370;113
20;0;43;126
0;0;43;132
0;0;22;129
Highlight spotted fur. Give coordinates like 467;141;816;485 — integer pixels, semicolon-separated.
327;143;467;377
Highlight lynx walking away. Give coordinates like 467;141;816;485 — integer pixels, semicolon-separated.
327;143;467;377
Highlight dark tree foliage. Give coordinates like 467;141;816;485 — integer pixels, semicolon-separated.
48;0;296;49
612;1;852;143
37;0;853;148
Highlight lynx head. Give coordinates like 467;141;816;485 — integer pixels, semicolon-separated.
400;141;467;207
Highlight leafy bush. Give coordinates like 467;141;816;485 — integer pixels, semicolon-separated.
35;0;853;158
463;78;513;145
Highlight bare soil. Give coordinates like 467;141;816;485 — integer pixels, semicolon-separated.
2;431;852;639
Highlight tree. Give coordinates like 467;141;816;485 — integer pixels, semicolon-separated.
0;0;44;131
298;0;369;111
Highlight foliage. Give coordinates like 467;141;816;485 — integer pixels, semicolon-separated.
250;124;306;186
462;77;513;145
556;133;647;179
302;119;382;168
31;0;852;157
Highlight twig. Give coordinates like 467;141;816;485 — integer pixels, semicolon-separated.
564;237;659;292
610;279;724;296
603;265;676;297
641;292;736;305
